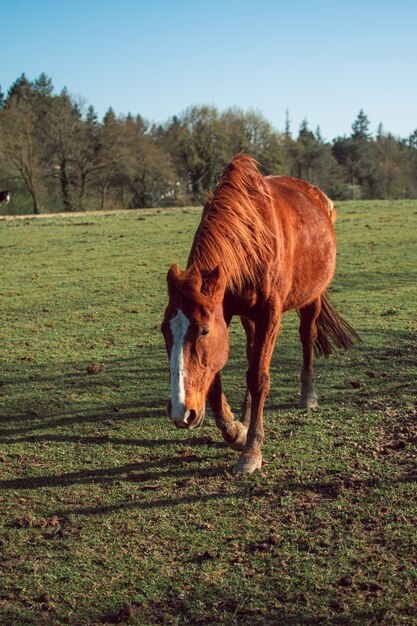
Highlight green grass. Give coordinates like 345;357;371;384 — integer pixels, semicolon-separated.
0;200;416;625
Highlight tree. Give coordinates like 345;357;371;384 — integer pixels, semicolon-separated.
42;90;83;210
70;104;103;208
236;109;284;174
118;115;177;208
332;110;376;198
288;119;341;195
161;106;285;202
93;108;125;209
374;131;417;199
350;109;376;195
0;75;48;213
351;109;371;140
407;130;417;197
5;74;34;109
0;108;44;214
32;73;54;99
161;106;227;201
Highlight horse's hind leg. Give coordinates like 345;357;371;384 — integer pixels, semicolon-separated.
240;316;255;428
298;299;320;409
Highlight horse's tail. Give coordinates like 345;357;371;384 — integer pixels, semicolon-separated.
315;291;360;357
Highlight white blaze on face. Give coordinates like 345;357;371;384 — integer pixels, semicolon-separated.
169;309;190;418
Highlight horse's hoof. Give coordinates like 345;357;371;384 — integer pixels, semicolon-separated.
299;394;319;409
227;422;247;451
232;453;262;474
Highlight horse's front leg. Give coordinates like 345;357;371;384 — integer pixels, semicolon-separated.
240;316;255;429
208;373;247;451
233;303;281;474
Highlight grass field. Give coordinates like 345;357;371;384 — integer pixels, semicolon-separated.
1;200;416;625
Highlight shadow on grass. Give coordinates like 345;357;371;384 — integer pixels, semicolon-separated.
53;472;416;517
0;353;171;438
1;454;414;517
0;402;165;437
0;585;402;626
0;430;226;448
0;455;225;491
2;324;414;433
2;363;167;389
98;588;404;626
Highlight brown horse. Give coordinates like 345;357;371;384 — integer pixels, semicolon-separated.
161;154;359;473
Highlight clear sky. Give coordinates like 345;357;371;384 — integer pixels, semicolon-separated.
1;0;416;140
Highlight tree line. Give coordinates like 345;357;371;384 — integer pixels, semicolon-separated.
1;73;416;213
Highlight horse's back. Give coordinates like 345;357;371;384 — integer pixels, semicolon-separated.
265;175;336;222
264;175;337;311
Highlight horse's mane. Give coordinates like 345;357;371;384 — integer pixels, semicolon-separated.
188;154;274;292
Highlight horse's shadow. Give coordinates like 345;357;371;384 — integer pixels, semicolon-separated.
0;453;226;491
1;459;413;519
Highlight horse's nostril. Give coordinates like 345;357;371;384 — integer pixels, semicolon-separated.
173;408;201;429
184;409;197;426
174;419;188;429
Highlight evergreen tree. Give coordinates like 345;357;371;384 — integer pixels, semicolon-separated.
32;73;53;99
284;109;291;138
351;108;371;139
290;119;341;195
5;74;34;108
332;110;376;198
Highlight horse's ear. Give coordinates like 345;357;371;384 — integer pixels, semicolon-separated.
201;265;226;301
167;264;184;296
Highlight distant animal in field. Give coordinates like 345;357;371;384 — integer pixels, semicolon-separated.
161;154;360;473
0;191;11;204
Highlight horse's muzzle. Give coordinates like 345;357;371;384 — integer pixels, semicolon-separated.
167;402;205;429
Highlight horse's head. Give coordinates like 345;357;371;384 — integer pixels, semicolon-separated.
161;263;229;429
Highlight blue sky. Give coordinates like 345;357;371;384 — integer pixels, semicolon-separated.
1;0;416;140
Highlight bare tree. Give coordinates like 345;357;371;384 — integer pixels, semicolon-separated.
41;90;82;210
0;107;44;213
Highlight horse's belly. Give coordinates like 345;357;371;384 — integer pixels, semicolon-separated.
282;234;336;311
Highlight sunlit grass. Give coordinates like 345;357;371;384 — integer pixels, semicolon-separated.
0;201;416;625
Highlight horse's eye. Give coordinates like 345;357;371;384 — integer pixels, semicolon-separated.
200;327;210;337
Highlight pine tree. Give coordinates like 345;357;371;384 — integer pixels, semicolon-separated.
32;73;53;99
351;109;371;139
